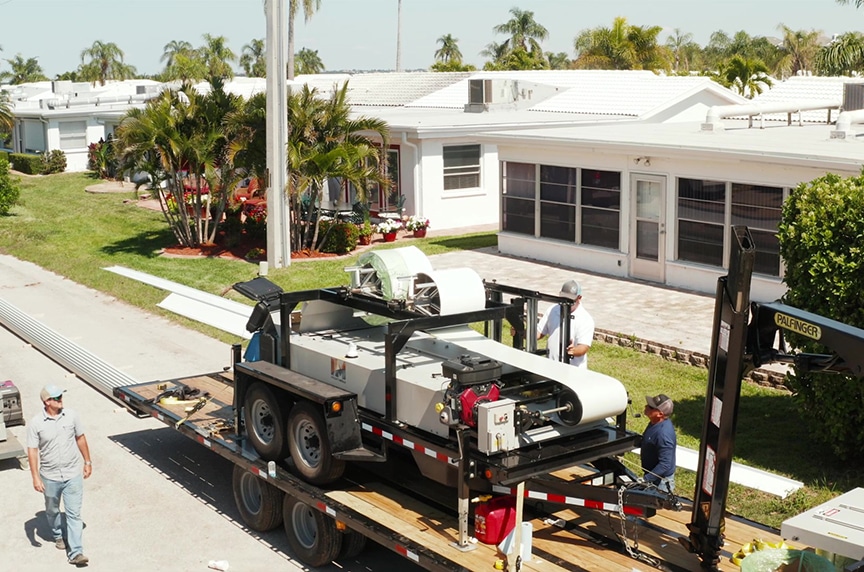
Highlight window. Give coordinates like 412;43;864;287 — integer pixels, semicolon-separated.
732;183;782;276
677;178;725;266
59;120;87;150
539;165;577;241
367;148;400;212
580;170;620;249
501;162;535;235
501;161;622;251
676;179;783;276
443;144;480;190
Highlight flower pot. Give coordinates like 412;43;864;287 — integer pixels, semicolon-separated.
358;234;372;246
383;231;397;243
412;229;427;238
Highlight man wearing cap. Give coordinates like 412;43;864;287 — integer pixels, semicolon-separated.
537;279;595;369
641;394;677;493
27;385;92;567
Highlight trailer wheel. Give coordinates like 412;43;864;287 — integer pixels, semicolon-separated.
231;465;284;532
282;496;342;567
244;382;290;461
287;401;345;485
339;529;368;559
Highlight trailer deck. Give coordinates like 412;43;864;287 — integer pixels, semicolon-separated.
115;373;786;572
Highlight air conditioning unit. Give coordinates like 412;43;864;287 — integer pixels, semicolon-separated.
842;82;864;111
469;79;493;105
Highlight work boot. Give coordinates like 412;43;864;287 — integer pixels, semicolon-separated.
54;538;66;550
68;553;89;566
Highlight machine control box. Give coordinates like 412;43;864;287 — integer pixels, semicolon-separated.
442;355;502;386
477;398;516;454
1;381;24;427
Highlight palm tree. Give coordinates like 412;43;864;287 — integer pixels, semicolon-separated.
716;55;773;98
816;32;864;75
200;34;236;79
0;91;13;136
295;48;324;74
775;25;822;79
545;51;571;70
79;40;136;86
288;0;321;80
435;34;463;64
493;7;549;54
666;28;698;73
161;40;195;69
286;83;389;251
574;17;670;71
837;0;864;7
240;38;267;77
0;54;48;84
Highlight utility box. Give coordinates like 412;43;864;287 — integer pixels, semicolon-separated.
0;381;23;427
477;399;516;454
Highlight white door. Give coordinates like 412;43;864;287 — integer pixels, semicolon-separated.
629;174;666;282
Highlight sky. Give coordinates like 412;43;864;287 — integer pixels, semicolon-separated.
1;0;862;78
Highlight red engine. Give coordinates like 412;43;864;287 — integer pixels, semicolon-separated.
457;383;500;427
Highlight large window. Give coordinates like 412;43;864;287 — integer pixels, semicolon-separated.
443;144;480;190
59;120;87;150
501;161;621;251
676;178;783;276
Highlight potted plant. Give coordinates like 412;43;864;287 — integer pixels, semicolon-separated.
357;221;373;245
404;215;430;238
376;218;402;242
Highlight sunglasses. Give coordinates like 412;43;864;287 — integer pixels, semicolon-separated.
50;395;63;401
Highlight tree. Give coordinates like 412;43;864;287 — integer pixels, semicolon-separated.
777;172;864;461
714;55;772;98
435;34;463;64
0;90;13;136
240;38;267;77
816;32;864;75
837;0;864;8
0;154;20;216
288;0;321;80
295;48;324;75
775;25;822;78
286;83;389;251
161;40;195;69
0;54;48;84
493;7;549;54
545;51;571;70
573;17;670;71
666;28;699;73
200;34;236;79
79;40;137;86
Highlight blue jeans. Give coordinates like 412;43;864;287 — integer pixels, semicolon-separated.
43;475;84;559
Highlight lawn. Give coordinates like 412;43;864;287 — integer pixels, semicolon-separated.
0;172;859;530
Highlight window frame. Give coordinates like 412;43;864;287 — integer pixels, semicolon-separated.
443;144;481;191
58;120;87;151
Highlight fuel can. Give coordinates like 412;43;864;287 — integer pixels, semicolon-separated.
474;496;516;545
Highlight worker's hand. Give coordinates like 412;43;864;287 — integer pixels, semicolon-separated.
32;477;44;493
83;463;92;479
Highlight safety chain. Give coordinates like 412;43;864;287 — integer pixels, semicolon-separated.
615;485;664;568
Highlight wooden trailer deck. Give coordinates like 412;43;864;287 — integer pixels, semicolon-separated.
118;374;789;572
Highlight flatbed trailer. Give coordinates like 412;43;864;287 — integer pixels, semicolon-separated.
114;371;786;572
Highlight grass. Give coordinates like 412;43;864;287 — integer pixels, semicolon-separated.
1;172;859;530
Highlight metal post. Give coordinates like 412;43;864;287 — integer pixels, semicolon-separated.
265;0;291;268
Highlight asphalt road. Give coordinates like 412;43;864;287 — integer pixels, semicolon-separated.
0;255;418;572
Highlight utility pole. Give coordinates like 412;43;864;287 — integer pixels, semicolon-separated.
395;0;403;72
265;0;291;268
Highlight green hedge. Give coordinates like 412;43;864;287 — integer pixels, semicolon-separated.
317;219;359;254
9;153;44;175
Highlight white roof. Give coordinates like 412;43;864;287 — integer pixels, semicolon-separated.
749;76;845;123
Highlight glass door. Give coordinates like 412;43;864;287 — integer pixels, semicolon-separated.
629;174;666;282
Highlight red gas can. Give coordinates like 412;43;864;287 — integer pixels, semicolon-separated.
474;496;516;545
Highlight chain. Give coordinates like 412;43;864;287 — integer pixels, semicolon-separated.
615;484;665;569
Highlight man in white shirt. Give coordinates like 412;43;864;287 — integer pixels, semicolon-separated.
537;280;595;369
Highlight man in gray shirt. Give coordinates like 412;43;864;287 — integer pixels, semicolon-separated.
27;384;92;567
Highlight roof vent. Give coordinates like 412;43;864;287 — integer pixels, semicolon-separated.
842;82;864;112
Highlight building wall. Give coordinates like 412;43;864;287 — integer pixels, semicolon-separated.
496;142;859;300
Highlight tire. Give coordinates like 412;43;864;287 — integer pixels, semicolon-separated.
339;529;368;560
282;495;342;567
244;382;290;461
287;401;345;485
231;464;284;532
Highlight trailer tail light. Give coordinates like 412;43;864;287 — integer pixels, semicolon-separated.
483;468;493;480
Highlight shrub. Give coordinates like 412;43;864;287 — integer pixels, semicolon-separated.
41;149;67;174
0;154;20;215
9;152;43;175
317;219;359;254
777;172;864;461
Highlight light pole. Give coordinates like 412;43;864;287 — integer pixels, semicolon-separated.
395;0;403;72
265;0;291;268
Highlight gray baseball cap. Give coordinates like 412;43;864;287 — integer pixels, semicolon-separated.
646;394;674;416
559;280;582;300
